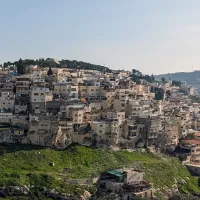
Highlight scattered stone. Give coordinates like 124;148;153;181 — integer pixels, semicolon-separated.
185;177;190;181
174;178;177;184
49;162;55;167
178;178;186;185
172;184;179;193
0;186;29;197
82;190;91;200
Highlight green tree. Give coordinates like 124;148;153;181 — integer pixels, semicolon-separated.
172;80;182;87
161;77;166;83
47;67;53;76
151;87;164;100
17;58;26;75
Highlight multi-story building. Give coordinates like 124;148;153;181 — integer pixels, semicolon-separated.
90;118;120;147
15;76;30;95
0;65;195;151
30;87;53;111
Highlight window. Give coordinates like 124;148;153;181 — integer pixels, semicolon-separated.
74;114;77;117
132;133;137;137
100;125;103;127
34;93;39;96
41;93;44;95
99;130;102;133
79;114;82;117
91;89;94;91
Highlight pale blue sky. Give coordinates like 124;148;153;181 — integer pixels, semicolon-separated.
1;0;200;74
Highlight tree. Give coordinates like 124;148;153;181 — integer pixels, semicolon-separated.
151;87;164;100
3;62;8;68
47;67;53;76
172;80;182;87
161;77;166;83
17;58;26;75
155;88;164;100
151;74;155;81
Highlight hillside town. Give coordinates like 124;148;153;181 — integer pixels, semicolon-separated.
1;62;200;199
0;63;200;169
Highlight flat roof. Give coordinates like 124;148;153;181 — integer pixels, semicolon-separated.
107;170;123;177
182;140;200;145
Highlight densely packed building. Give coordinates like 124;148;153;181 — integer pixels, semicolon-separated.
0;64;198;156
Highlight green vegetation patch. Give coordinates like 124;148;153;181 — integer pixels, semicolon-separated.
0;144;199;198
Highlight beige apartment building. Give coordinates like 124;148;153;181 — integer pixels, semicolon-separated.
70;108;84;124
53;82;71;96
90;119;120;147
180;140;200;163
79;85;100;97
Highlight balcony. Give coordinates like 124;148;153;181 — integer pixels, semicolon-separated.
148;134;158;139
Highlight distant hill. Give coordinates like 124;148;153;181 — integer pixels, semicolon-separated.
2;58;112;73
155;71;200;89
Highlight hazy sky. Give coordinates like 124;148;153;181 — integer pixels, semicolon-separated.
1;0;200;74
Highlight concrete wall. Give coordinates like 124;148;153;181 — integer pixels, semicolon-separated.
65;176;99;185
